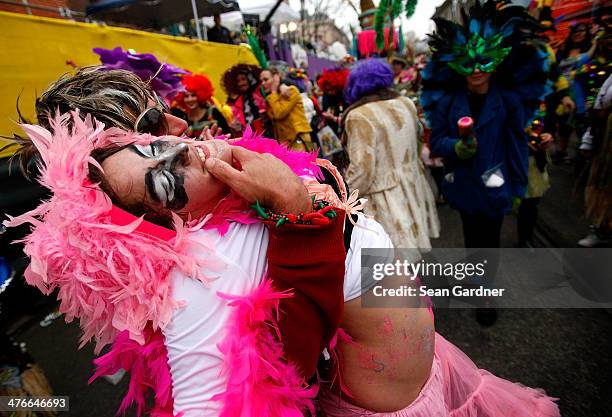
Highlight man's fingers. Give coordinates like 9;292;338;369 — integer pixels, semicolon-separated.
228;145;258;162
204;158;243;187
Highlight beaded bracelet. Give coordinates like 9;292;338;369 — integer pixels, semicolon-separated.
251;197;337;228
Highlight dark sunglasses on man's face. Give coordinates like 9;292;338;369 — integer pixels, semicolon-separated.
134;95;171;136
134;107;168;136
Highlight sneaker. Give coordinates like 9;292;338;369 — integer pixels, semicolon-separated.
578;226;610;247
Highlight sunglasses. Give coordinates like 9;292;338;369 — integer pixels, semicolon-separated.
134;95;170;136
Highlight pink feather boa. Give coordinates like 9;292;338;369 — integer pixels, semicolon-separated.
212;280;317;417
89;328;178;417
91;280;319;417
4;116;323;352
6;115;328;416
4;114;223;352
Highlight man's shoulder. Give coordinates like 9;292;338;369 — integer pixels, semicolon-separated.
389;96;417;113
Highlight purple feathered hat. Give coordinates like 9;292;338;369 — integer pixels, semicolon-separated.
93;47;188;102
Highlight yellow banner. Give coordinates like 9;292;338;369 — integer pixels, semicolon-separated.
0;11;258;158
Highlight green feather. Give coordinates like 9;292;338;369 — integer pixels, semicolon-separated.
251;201;270;220
245;26;268;69
405;0;418;18
375;0;391;50
392;0;403;17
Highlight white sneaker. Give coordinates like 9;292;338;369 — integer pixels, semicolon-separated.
578;231;609;247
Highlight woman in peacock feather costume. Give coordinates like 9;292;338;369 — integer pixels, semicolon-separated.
422;0;551;248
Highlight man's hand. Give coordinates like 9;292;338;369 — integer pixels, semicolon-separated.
322;111;335;120
322;111;340;126
454;138;477;159
204;146;312;213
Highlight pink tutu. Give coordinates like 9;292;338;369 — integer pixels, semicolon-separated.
318;333;560;417
436;333;560;417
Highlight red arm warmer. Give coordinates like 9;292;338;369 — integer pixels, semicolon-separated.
265;209;346;379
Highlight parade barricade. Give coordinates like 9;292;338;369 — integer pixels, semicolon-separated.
0;11;258;157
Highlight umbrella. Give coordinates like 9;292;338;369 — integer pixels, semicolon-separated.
201;1;300;32
86;0;240;33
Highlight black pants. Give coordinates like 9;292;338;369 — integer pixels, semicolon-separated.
517;197;541;247
459;211;504;248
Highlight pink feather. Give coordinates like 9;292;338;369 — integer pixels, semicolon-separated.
203;126;324;234
212;279;317;417
89;328;180;417
234;126;322;180
3;113;223;352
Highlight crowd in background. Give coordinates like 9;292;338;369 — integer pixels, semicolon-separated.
0;2;610;414
168;11;610;250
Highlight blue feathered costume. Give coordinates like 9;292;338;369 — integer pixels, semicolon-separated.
422;0;551;245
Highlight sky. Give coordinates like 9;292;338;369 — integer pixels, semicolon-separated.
286;0;447;40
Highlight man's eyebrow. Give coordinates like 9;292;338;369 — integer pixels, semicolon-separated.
128;144;147;158
129;141;168;159
151;140;170;152
144;169;160;202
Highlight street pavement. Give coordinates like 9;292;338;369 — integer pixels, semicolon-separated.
8;161;612;417
432;191;612;417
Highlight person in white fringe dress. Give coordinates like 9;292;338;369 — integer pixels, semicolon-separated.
343;59;440;250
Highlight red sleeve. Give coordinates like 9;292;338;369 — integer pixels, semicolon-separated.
310;95;323;115
265;209;346;379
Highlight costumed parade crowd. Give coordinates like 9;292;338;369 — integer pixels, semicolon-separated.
0;0;610;416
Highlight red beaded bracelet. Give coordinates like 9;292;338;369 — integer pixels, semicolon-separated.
251;198;337;228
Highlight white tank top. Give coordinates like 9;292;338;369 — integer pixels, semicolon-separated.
163;216;392;416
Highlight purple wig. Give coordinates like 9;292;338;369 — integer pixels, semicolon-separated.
344;59;394;104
